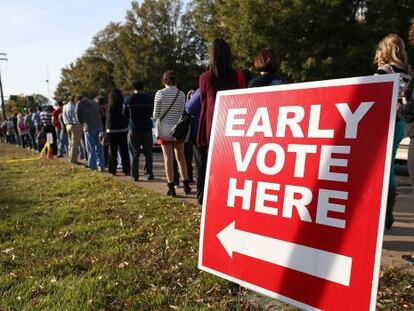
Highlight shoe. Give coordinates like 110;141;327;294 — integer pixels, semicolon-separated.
147;174;154;181
402;254;414;265
57;155;64;158
132;176;139;182
183;180;191;195
167;182;176;197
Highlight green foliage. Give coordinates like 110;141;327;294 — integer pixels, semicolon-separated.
54;0;206;102
192;0;414;82
0;143;242;310
6;94;49;115
54;1;414;101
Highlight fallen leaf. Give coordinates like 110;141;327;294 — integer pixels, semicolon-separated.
117;261;129;269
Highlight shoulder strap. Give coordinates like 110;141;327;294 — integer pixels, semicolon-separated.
159;90;180;121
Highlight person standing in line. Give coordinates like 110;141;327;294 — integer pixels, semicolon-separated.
62;96;82;164
404;19;414;202
400;18;414;265
17;114;29;148
185;89;202;196
106;89;130;176
76;96;105;171
196;38;246;205
12;113;21;146
183;90;195;182
374;34;412;229
40;105;58;155
32;106;42;152
0;119;7;143
123;80;154;181
58;108;68;157
52;101;67;157
153;71;191;196
248;47;285;88
95;95;109;167
6;117;15;144
25;108;37;150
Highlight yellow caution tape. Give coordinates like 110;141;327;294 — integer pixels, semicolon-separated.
0;143;51;163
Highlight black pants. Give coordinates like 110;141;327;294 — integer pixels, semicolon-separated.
184;142;193;181
108;132;130;175
193;145;208;205
28;127;37;150
128;130;153;180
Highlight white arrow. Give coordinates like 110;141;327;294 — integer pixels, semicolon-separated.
217;222;352;286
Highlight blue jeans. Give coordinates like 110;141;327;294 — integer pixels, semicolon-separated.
58;129;68;156
84;127;105;170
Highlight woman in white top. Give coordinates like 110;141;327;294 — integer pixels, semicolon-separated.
153;70;191;197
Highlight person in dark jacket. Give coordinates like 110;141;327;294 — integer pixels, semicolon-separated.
248;47;285;88
123;80;154;181
106;89;130;176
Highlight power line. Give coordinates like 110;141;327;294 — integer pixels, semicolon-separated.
0;52;8;119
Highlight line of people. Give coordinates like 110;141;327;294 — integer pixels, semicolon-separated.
2;31;414;218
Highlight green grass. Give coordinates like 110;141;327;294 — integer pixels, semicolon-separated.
0;143;238;310
0;143;412;310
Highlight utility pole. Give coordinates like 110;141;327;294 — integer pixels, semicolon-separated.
0;52;7;120
46;63;50;103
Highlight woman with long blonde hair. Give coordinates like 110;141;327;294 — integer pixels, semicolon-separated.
374;33;412;229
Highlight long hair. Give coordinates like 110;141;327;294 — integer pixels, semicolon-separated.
375;34;410;72
108;89;123;110
409;18;414;48
209;38;232;77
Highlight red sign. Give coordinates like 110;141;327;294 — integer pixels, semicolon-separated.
198;75;399;310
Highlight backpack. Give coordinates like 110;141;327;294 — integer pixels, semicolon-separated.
18;120;26;131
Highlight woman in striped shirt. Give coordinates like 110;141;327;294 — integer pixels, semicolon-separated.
40;105;58;155
153;70;191;197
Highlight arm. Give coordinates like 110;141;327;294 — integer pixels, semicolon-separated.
76;103;83;124
153;90;162;119
122;96;130;120
185;89;201;115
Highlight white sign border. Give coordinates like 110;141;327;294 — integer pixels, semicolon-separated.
198;74;400;311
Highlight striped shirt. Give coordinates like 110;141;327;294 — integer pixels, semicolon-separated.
376;63;412;102
153;86;185;139
40;111;53;126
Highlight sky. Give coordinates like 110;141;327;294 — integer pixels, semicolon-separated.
0;0;133;101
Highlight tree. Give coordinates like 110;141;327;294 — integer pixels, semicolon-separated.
54;0;206;101
192;0;414;82
6;93;49;115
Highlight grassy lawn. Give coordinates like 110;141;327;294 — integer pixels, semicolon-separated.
0;143;238;310
0;142;412;310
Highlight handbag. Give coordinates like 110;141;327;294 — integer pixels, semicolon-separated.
154;90;180;140
171;111;192;141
